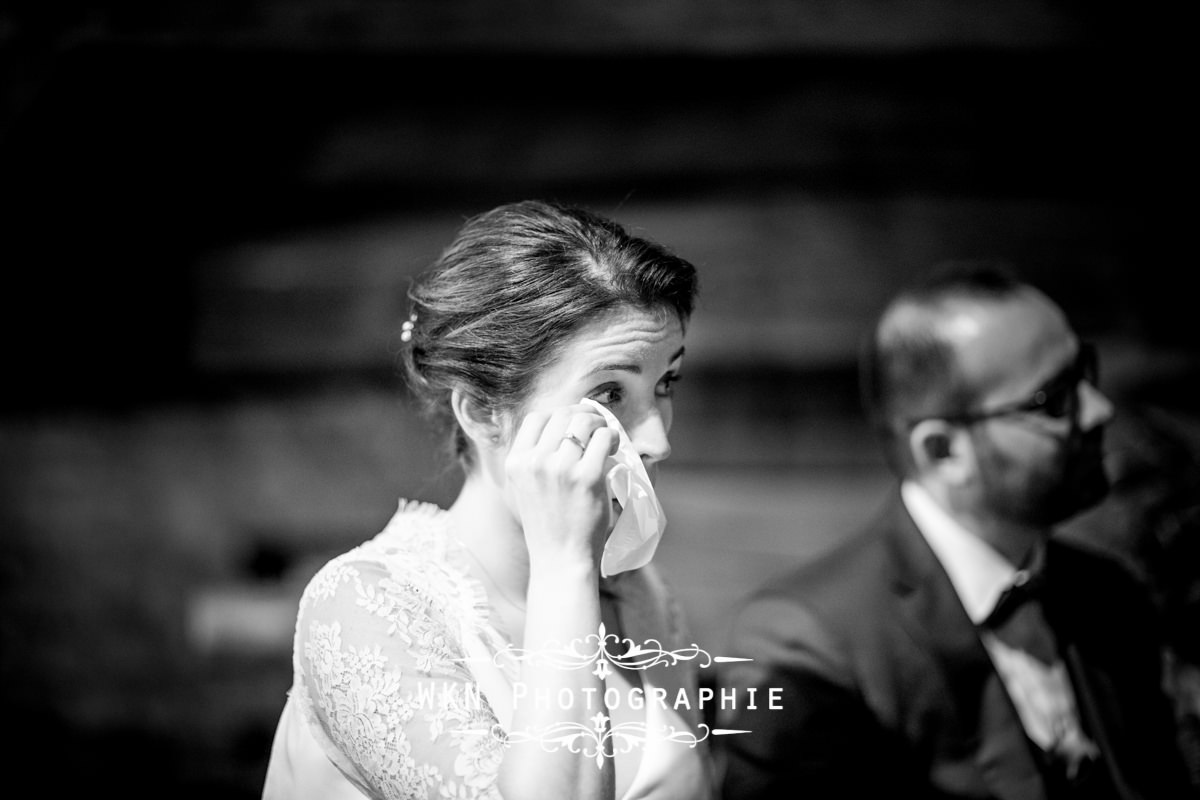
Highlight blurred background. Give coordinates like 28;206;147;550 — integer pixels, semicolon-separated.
1;1;1197;796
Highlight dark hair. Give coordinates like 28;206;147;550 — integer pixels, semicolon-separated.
859;259;1027;471
399;199;699;468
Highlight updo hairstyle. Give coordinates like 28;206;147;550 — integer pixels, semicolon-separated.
399;199;699;469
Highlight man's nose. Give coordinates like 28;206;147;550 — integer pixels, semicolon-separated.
1077;380;1114;431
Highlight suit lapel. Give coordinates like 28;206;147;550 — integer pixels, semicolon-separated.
1063;644;1143;799
1043;544;1139;799
886;497;1048;800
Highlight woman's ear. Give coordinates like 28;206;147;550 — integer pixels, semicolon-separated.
908;418;972;484
451;387;502;449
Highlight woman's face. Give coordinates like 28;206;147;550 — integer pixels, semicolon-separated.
517;304;686;483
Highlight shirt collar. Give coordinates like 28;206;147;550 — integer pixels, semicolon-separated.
901;480;1040;625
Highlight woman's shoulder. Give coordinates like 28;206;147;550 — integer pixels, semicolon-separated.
366;497;455;557
321;498;451;569
298;498;477;613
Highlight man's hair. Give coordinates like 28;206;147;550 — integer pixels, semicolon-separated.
859;259;1027;472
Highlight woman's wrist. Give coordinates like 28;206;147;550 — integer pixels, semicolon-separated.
526;546;604;576
526;555;601;590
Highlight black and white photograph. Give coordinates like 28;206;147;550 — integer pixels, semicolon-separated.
1;2;1196;798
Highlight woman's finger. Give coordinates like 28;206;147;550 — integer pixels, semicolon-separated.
530;408;575;457
510;407;553;453
556;411;609;458
577;427;618;472
526;405;597;453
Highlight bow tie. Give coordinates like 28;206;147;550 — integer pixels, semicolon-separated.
983;568;1047;629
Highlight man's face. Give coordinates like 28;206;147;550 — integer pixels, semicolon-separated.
947;290;1114;528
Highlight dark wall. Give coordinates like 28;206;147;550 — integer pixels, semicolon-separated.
2;40;1193;409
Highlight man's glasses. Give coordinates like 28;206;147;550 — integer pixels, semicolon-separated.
915;341;1098;426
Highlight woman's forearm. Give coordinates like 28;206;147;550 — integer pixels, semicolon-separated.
498;560;614;800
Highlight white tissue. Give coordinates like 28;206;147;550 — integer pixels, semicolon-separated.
581;398;667;578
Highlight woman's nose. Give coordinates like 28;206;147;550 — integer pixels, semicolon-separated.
629;408;672;466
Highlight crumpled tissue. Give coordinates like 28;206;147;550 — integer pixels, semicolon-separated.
581;398;667;577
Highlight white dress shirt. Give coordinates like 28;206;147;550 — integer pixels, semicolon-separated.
901;481;1100;774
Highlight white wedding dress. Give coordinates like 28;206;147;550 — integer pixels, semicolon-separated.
262;500;712;799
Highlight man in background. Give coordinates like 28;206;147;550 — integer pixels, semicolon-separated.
716;261;1194;799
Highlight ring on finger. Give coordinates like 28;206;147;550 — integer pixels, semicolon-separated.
561;432;588;453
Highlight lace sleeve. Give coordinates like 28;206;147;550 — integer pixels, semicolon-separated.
292;555;505;800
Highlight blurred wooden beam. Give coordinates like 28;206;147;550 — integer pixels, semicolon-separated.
2;1;1135;55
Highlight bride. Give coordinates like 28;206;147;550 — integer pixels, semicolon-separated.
261;199;712;800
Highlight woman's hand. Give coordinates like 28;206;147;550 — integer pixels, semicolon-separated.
499;403;620;800
504;403;619;570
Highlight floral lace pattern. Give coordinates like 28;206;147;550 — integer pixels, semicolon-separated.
276;499;701;800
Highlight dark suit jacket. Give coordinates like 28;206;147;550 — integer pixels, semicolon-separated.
716;491;1194;800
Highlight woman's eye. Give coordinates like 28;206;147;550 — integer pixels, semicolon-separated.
656;373;682;398
590;385;623;406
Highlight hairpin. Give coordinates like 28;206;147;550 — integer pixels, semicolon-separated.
400;312;417;342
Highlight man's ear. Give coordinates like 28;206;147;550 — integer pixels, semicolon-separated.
908;418;971;483
451;387;502;449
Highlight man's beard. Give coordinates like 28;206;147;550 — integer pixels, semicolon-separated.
980;427;1111;528
1029;428;1111;526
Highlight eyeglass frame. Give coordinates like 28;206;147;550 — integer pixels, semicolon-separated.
905;341;1099;428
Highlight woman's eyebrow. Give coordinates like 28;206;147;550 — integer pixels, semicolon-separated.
585;346;686;377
